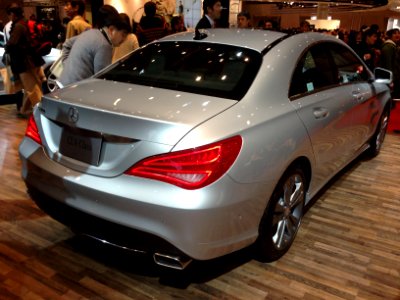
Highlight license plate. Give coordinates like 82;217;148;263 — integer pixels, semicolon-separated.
59;127;102;166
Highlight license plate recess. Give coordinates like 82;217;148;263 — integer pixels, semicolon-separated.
59;126;102;165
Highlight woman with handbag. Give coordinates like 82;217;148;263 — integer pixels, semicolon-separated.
3;6;46;117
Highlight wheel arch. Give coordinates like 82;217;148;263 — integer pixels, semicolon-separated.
262;155;311;222
254;155;310;262
290;156;312;191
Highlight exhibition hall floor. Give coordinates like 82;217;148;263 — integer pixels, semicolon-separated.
0;103;399;299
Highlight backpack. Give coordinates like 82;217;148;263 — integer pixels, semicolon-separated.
29;21;52;57
33;41;52;56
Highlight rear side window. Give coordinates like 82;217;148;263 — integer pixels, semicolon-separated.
289;43;339;97
289;41;370;98
328;43;370;83
98;42;262;100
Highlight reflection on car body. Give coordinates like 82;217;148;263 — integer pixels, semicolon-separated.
18;29;392;270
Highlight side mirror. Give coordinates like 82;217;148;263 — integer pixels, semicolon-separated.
374;67;393;85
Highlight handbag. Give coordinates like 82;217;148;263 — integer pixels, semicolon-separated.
49;56;64;78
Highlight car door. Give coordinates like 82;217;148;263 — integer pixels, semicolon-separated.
289;42;362;184
327;43;377;150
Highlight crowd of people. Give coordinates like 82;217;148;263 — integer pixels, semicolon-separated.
1;0;400;118
0;0;187;118
196;0;400;102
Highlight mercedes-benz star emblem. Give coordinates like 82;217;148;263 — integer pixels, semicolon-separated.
68;107;79;123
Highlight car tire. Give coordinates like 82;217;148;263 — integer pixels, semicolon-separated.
366;108;389;158
255;166;306;262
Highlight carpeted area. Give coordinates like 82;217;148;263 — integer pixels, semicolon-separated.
388;101;400;133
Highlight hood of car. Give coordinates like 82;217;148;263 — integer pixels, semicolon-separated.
42;78;237;145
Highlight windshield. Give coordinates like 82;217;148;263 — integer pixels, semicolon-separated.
98;41;262;100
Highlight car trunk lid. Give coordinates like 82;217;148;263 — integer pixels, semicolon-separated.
38;79;236;176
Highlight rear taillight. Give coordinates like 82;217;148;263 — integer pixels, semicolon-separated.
125;135;242;189
25;115;42;145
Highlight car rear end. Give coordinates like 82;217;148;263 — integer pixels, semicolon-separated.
19;34;274;268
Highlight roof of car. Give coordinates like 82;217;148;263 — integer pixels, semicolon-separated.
156;28;289;53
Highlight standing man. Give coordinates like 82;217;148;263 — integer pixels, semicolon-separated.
5;6;46;117
178;1;184;15
380;29;400;72
64;0;91;39
237;11;252;29
135;1;168;46
3;3;19;43
195;0;222;30
355;28;379;71
380;28;400;106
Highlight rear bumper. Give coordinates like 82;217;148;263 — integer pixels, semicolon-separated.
27;185;184;257
19;138;266;261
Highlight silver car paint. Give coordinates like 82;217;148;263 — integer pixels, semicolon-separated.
46;79;237;143
151;28;287;53
19;30;391;260
39;79;238;177
20;136;266;259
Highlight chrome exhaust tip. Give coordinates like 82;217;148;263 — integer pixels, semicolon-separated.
153;253;192;270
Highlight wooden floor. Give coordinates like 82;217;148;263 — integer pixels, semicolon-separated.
0;103;399;300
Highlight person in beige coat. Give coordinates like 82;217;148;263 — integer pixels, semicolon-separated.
64;0;91;39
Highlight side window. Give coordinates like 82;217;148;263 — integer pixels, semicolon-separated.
328;43;370;83
289;43;339;98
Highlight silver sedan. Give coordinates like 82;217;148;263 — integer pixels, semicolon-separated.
19;29;392;270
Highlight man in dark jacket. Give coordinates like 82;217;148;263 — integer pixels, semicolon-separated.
380;28;400;105
136;1;168;46
195;0;222;30
5;6;45;117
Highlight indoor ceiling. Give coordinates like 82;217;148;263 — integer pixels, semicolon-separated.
242;0;400;13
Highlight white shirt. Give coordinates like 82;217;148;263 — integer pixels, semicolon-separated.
205;15;215;28
3;21;12;43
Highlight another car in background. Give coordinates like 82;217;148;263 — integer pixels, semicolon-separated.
0;31;61;95
19;30;392;270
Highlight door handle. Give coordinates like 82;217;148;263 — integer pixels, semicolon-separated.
313;107;329;119
352;91;364;102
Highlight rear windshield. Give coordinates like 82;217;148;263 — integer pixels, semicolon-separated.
97;41;262;100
